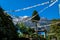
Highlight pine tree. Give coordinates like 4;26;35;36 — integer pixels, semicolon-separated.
31;10;40;34
31;10;40;22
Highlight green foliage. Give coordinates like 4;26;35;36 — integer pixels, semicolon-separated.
50;19;60;33
0;7;18;39
16;22;35;38
48;19;60;40
16;22;27;34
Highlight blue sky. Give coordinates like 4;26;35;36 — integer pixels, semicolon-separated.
0;0;60;20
